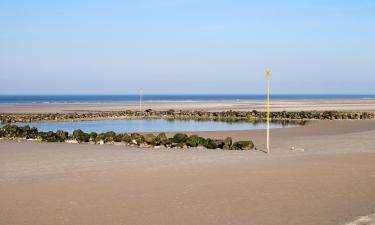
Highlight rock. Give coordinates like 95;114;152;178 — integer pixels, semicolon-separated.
56;130;69;142
232;141;254;150
290;146;305;152
72;129;90;142
157;132;167;141
144;134;157;145
213;139;225;149
172;133;188;143
186;135;200;147
204;138;218;149
131;133;144;145
223;137;232;149
155;132;168;146
115;133;131;143
188;135;206;147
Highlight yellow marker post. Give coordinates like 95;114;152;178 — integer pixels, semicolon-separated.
265;69;271;154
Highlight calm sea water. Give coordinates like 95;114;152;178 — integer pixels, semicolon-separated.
12;119;296;133
0;94;374;104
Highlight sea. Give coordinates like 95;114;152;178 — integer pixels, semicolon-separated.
0;94;374;104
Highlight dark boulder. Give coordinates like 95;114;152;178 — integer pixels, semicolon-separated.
131;133;145;145
172;133;188;143
72;129;90;142
144;134;157;146
223;137;232;150
232;141;254;150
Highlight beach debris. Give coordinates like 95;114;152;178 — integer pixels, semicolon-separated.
290;146;305;152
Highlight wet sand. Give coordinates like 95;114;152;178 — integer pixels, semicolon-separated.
1;120;375;225
1;99;375;113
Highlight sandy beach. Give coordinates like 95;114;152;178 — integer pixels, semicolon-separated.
1;99;375;113
1;119;375;225
3;0;374;224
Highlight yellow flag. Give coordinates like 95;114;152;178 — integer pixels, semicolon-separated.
265;69;271;77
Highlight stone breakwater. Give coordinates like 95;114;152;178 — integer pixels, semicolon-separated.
0;124;254;150
1;109;374;124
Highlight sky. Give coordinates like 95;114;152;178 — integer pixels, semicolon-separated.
0;0;374;94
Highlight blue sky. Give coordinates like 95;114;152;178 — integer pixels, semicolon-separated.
0;0;374;94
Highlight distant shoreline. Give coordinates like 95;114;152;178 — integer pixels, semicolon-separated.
1;94;375;104
2;98;375;113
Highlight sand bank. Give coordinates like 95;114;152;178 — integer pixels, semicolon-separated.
1;99;375;113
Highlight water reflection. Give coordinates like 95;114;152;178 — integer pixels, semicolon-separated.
12;119;305;133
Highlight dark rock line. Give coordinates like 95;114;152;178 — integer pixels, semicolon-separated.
0;124;254;150
1;109;374;124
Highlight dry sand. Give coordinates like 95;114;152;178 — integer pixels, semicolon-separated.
1;120;375;225
1;99;375;113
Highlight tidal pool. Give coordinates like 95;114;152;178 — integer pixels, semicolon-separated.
12;119;299;133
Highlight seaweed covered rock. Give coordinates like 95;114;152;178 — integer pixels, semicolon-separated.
204;138;218;149
114;133;124;142
223;137;232;150
1;124;38;139
19;125;31;138
1;110;375;124
144;134;157;146
130;133;144;145
186;135;199;147
172;133;188;143
95;133;106;143
156;132;168;145
38;131;59;142
115;133;131;143
72;129;90;142
2;124;19;137
186;135;206;147
0;124;256;151
103;131;116;142
56;130;69;142
232;141;254;150
89;132;98;142
213;139;225;149
0;128;4;138
27;127;39;139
